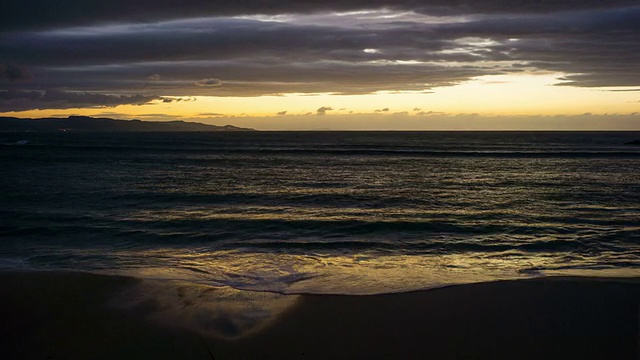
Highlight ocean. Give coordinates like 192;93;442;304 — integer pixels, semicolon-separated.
1;131;639;294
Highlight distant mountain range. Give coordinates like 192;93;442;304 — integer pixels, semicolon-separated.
0;116;255;132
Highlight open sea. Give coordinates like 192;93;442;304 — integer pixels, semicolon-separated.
1;131;639;294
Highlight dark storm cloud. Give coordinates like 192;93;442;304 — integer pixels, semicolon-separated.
195;78;222;87
0;18;455;67
0;64;31;81
2;0;637;31
12;6;637;68
0;89;163;111
0;2;638;111
4;56;490;97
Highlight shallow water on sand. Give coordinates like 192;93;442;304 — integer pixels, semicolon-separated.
1;131;639;294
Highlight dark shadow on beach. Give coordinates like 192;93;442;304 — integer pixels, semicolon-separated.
0;271;638;359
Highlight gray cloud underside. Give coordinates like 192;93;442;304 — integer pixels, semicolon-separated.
14;59;486;97
0;90;163;111
0;4;638;110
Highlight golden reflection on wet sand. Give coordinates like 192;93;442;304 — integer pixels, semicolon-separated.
111;279;300;339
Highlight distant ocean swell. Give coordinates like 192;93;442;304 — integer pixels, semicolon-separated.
9;143;640;158
3;206;638;241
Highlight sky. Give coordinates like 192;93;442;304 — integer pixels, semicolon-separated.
1;0;639;130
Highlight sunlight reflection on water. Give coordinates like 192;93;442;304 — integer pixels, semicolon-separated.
104;248;639;295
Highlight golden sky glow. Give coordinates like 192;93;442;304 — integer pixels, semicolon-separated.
4;73;638;130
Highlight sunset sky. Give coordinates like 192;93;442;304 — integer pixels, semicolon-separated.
1;1;638;130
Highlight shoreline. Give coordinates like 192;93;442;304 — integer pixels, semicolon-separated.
1;270;638;359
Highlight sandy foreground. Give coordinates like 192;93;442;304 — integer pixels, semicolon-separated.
0;271;637;359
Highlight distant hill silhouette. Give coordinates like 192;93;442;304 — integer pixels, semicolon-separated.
0;116;255;132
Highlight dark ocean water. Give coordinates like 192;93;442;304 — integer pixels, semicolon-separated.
1;131;639;294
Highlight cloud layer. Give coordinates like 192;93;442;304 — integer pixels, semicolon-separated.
0;90;163;111
3;0;638;31
1;2;638;111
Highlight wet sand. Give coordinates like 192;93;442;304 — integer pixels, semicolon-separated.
0;271;638;359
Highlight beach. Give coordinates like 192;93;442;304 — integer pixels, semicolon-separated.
1;271;637;359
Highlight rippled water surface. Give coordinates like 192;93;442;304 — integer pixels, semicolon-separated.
1;131;639;293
